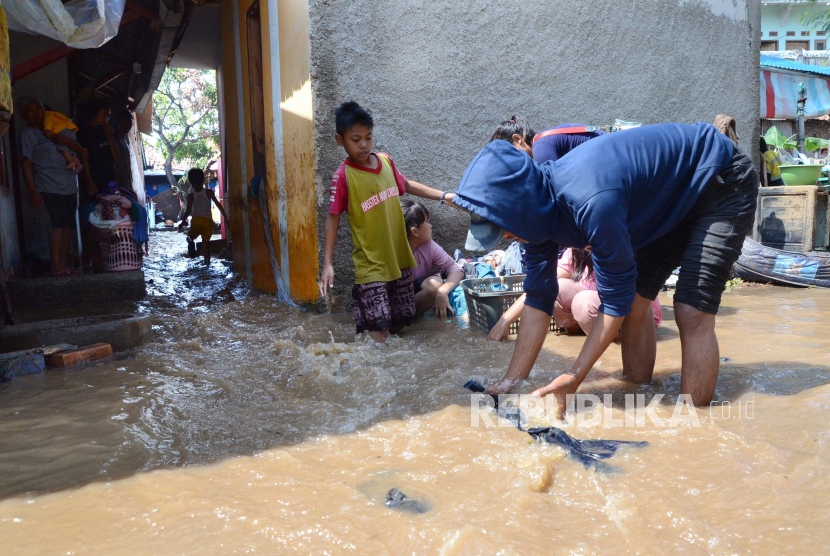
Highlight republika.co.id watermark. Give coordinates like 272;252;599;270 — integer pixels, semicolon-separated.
470;393;754;428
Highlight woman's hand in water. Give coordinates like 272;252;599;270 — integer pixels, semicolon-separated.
319;264;335;297
532;374;579;420
484;377;518;396
434;289;452;318
487;318;509;341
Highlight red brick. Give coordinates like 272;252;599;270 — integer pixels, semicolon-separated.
48;343;113;367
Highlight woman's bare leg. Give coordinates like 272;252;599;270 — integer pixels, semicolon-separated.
620;294;657;384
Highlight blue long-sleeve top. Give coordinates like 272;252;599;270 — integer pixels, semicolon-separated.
532;123;606;163
453;123;735;317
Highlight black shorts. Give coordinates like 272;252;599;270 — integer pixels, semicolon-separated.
351;268;416;333
634;145;758;314
41;192;78;229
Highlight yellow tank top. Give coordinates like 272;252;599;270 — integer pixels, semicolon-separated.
343;154;416;284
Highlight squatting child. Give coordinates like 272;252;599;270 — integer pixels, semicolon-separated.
318;101;457;342
400;199;464;318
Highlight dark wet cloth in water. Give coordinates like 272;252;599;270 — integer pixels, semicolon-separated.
464;380;648;472
384;488;430;514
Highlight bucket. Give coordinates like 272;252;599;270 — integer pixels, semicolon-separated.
96;221;143;272
779;164;822;186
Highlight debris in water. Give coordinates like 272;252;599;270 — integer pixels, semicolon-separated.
464;380;648;472
384;488;431;514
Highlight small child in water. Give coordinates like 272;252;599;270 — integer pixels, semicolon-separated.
178;168;228;265
401;199;464;318
42;110;83;174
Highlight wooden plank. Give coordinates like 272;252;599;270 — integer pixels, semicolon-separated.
11;45;75;83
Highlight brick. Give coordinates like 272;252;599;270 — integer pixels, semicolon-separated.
48;343;113;368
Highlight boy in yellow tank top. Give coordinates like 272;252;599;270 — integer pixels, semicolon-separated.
178;167;228;265
319;102;459;342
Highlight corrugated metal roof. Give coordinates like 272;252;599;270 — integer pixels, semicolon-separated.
760;54;830;77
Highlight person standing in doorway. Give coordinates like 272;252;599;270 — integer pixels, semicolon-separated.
113;110;135;192
77;99;119;265
77;98;118;196
18;97;80;276
178;168;228;265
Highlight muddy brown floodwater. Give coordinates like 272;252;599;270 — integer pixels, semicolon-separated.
1;233;830;554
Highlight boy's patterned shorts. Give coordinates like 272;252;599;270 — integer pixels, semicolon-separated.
352;268;416;334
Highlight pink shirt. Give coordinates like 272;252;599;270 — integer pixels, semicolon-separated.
412;240;462;282
558;249;663;326
557;249;596;290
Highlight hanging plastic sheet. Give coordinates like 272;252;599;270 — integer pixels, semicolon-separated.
5;0;126;49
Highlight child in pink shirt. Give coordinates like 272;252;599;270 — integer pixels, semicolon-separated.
488;248;662;340
401;199;464;318
555;248;662;335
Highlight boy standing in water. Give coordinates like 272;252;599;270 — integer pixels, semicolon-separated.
178;168;228;265
319;101;456;341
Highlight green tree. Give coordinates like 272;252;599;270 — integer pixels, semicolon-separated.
151;68;219;189
800;1;830;38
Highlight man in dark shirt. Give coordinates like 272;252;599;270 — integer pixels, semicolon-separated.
77;98;118;203
113;111;134;192
76;99;118;262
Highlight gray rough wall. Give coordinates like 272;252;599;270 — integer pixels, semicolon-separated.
309;0;761;307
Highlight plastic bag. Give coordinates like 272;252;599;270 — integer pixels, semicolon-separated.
5;0;126;49
777;148;798;166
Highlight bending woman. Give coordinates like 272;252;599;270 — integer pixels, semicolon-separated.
486;116;659;340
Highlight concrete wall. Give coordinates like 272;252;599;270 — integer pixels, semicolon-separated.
217;0;320;302
309;0;762;304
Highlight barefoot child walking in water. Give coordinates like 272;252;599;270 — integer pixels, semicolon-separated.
318;101;457;342
178;168;228;265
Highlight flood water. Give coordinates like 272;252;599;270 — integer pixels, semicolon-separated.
1;232;830;554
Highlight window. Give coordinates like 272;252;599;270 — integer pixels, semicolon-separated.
787;31;796;36
802;31;810;37
761;40;779;51
819;31;826;36
817;40;827;50
770;31;778;37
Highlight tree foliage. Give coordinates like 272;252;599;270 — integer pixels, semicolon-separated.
151;68;219;187
800;1;830;38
